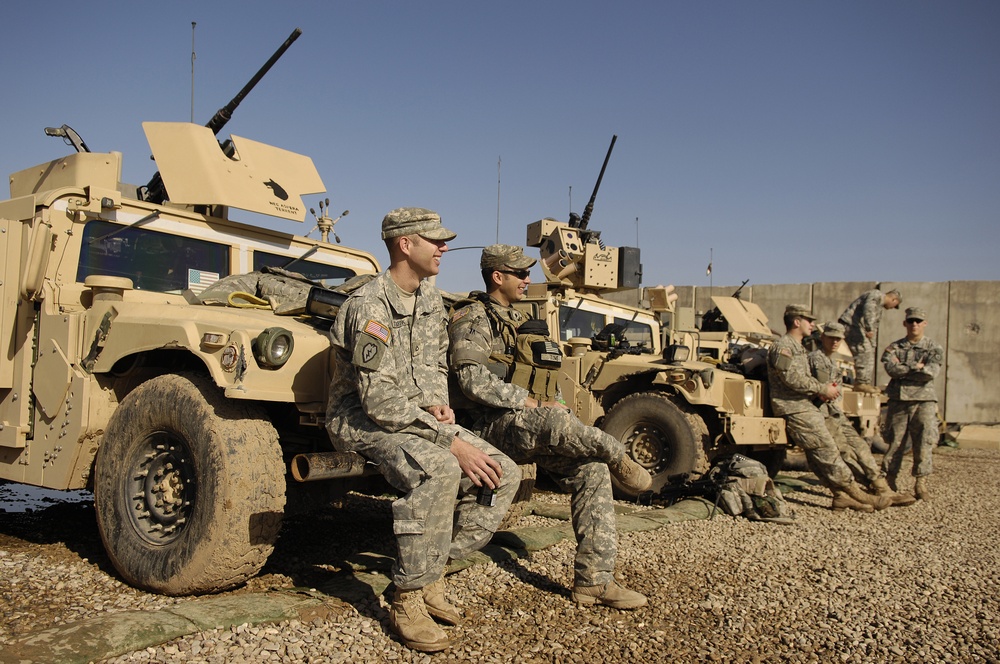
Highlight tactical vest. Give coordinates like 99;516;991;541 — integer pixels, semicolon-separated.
454;293;563;402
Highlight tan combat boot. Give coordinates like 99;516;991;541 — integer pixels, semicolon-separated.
844;481;893;510
914;476;931;501
389;587;452;652
831;490;875;512
872;477;917;507
423;577;464;626
608;454;653;494
572;579;648;610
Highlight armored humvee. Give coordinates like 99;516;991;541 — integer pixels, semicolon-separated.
0;31;394;595
513;216;792;496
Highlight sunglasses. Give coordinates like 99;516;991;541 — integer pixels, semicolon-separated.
904;318;925;324
499;269;531;279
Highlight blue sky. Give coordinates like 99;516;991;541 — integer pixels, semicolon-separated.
3;1;998;293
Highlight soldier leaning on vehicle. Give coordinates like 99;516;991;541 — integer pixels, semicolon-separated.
447;244;650;610
326;209;520;653
767;304;892;513
808;321;915;507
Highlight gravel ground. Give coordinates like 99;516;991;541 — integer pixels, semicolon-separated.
2;446;999;663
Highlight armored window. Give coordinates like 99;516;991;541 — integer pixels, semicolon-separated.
252;251;356;288
559;306;607;342
613;316;653;351
77;220;229;294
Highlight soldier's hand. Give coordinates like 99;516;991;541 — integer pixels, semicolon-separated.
541;400;571;411
450;436;503;489
820;383;841;401
426;404;456;424
865;330;875;339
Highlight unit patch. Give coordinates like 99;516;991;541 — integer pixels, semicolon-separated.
354;319;390;369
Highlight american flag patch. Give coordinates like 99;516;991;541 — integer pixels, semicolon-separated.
187;269;220;295
364;319;390;343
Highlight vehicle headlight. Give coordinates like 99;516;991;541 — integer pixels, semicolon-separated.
744;382;755;408
253;327;294;368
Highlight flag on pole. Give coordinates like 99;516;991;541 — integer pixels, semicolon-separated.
706;262;712;276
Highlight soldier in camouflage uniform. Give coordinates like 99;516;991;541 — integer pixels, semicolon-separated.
880;306;943;500
447;244;650;610
767;304;891;512
808;322;915;507
327;209;520;653
838;287;902;392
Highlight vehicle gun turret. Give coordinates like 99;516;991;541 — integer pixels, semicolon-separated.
141;28;302;204
526;135;642;294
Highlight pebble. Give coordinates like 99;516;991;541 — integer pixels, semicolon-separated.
1;448;999;663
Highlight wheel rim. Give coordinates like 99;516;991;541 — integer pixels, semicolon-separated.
624;421;671;475
126;430;196;545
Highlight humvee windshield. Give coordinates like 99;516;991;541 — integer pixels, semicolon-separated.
78;220;229;293
253;251;356;288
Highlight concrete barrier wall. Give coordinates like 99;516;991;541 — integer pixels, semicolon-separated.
610;280;1000;424
944;281;1000;423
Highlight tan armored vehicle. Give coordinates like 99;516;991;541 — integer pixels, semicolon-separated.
514;216;791;496
0;31;391;595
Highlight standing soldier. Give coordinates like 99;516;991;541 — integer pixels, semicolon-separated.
767;304;891;512
880;306;944;500
326;209;521;652
448;244;650;609
838;287;902;393
808;322;915;507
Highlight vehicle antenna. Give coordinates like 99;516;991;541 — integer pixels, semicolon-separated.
191;22;197;123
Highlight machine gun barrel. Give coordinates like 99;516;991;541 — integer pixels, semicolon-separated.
205;28;302;135
142;28;302;204
578;134;617;231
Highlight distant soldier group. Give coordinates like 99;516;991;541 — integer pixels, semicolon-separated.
323;207;944;652
767;292;942;513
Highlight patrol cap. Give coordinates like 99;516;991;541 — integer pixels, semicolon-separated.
784;303;816;321
480;244;537;270
380;207;457;241
904;306;927;322
820;321;845;339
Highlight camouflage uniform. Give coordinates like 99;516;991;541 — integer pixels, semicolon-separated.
880;310;943;480
767;331;854;490
807;347;882;485
327;269;520;591
838;288;889;386
449;291;625;587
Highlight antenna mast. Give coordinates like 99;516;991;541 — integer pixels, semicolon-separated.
190;22;197;123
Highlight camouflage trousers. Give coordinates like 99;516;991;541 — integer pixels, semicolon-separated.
333;423;520;591
825;411;882;485
881;400;938;479
472;406;621;586
783;408;854;490
845;329;876;386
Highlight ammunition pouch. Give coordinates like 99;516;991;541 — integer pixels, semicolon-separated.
509;321;563;401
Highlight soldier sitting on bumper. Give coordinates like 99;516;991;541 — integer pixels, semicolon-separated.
447;244;650;610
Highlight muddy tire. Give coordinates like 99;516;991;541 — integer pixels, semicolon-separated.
602;393;706;496
94;373;285;595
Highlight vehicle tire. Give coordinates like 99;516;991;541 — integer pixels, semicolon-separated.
602;392;706;496
94;373;285;595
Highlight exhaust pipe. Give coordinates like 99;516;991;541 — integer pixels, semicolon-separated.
291;451;371;482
